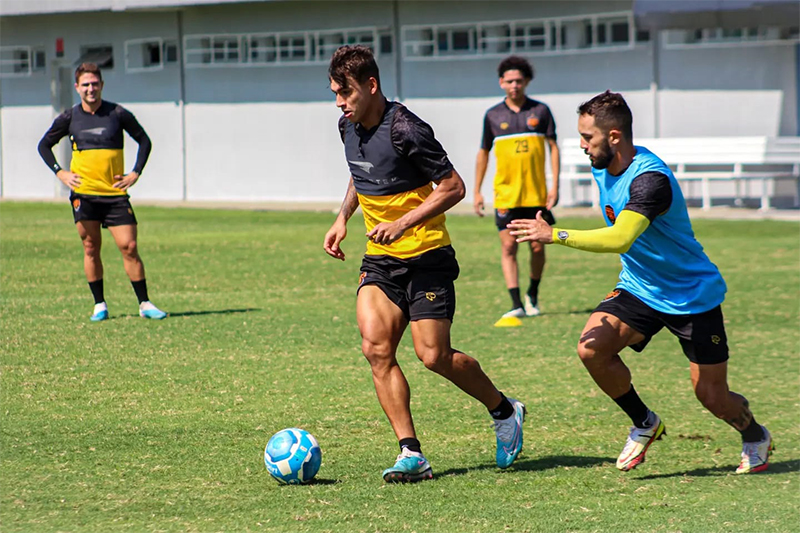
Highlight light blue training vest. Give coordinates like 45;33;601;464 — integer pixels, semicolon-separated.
592;146;727;314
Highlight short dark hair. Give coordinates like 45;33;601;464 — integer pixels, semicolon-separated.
497;56;534;80
75;62;102;83
328;45;381;91
578;90;633;140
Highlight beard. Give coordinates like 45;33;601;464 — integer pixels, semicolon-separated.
589;139;614;169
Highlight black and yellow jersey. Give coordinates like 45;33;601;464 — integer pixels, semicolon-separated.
339;100;454;259
481;98;556;209
38;101;151;196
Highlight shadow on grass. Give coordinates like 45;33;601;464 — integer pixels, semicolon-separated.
436;454;613;478
635;459;800;480
112;308;261;319
541;308;596;317
167;308;261;318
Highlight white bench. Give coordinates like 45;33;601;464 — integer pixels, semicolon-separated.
559;137;800;211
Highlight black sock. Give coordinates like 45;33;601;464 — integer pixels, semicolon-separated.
740;418;765;442
399;437;421;453
88;279;104;304
509;288;522;310
489;394;515;420
131;279;149;304
527;278;540;306
613;385;651;428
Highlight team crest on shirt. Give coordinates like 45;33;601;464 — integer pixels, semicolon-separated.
425;292;436;301
604;205;617;223
500;122;509;130
72;199;81;211
527;115;539;129
602;289;621;302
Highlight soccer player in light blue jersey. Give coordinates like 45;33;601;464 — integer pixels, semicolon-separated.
508;91;772;474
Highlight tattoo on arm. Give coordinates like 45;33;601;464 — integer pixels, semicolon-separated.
338;179;358;222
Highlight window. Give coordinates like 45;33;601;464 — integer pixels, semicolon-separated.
125;38;164;72
33;48;46;71
404;12;639;59
163;41;179;63
184;27;389;68
78;45;114;69
1;45;46;77
664;26;799;47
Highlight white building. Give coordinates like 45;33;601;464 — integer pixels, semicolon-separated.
1;0;798;205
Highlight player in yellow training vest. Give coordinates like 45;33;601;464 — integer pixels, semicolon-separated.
474;56;560;320
37;63;166;321
323;45;525;483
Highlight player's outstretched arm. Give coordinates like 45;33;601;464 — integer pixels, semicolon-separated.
324;177;358;261
366;169;465;246
508;209;650;254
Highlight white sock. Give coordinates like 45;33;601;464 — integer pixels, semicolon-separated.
93;302;107;313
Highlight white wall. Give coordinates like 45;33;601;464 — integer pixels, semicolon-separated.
1;106;63;198
184;102;348;201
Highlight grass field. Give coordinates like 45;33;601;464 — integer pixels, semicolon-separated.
2;201;798;533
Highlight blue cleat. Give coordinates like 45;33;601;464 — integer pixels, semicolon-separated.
139;301;167;320
382;448;433;483
90;303;109;322
493;398;526;468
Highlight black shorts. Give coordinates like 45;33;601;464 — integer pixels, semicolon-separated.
495;206;555;231
70;193;137;227
358;245;459;322
594;288;729;365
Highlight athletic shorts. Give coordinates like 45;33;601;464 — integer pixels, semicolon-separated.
495;206;555;231
70;193;137;227
358;245;459;322
594;288;729;365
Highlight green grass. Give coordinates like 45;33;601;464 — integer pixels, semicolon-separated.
1;201;798;533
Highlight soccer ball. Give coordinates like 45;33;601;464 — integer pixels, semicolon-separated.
264;428;322;484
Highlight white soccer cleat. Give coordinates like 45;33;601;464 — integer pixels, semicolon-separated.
736;426;773;474
502;307;526;319
493;398;526;468
90;302;109;322
139;301;167;320
523;295;540;317
616;412;666;471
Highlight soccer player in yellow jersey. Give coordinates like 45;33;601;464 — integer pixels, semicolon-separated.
474;56;560;319
323;45;525;482
38;63;166;321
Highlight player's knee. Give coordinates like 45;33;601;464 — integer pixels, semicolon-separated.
576;340;613;366
119;240;139;259
694;384;727;417
530;241;544;254
82;239;100;257
361;339;394;368
501;242;517;257
416;345;451;373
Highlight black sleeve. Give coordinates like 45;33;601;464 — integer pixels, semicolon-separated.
480;112;494;151
391;107;454;182
543;105;557;140
337;115;347;143
117;106;151;174
37;109;72;173
624;171;672;222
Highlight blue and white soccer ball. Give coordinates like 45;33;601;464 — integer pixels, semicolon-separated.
264;428;322;484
